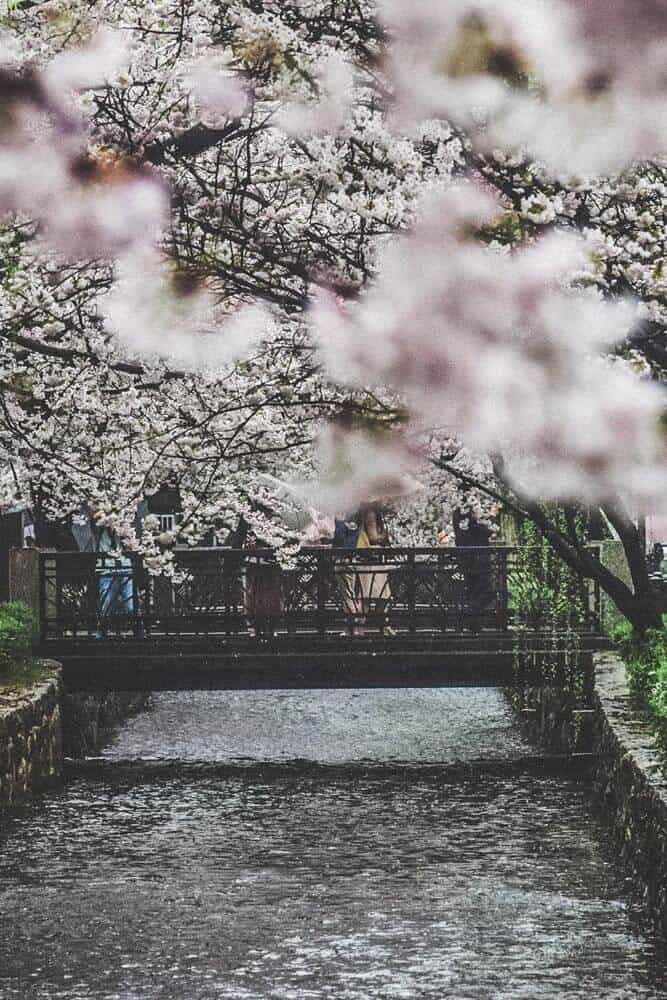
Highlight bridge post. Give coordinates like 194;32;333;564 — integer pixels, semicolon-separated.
406;550;416;633
589;545;603;632
582;649;595;704
8;546;43;636
498;549;510;631
130;553;143;637
316;550;327;635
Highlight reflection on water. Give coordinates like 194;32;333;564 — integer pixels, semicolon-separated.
0;690;665;999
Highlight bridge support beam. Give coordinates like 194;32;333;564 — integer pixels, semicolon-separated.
56;649;518;692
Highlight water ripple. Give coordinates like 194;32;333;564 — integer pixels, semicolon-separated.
0;688;665;999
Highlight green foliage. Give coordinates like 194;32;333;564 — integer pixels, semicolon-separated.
0;657;51;692
509;508;593;697
612;615;667;721
479;210;526;246
0;2;18;28
0;601;38;670
509;511;590;628
609;616;634;647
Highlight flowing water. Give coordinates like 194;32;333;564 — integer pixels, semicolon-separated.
1;689;666;1000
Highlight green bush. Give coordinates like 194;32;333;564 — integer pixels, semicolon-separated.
0;601;38;669
611;616;667;721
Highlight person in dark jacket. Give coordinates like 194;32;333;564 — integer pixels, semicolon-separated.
453;508;494;623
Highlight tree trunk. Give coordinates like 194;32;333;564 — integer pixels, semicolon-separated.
435;455;667;635
519;500;666;633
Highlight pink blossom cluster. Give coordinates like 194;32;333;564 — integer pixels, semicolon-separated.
313;184;667;507
0;0;666;554
380;0;667;174
0;30;167;257
103;246;273;371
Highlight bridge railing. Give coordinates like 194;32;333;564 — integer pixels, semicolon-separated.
38;545;602;641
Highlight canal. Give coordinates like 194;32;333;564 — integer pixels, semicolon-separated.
1;689;666;999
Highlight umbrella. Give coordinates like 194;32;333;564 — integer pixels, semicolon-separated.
367;473;424;504
255;473;316;532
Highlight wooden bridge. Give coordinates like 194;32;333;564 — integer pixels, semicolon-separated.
33;546;607;691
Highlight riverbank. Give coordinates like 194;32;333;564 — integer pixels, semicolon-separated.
0;661;149;804
509;652;667;939
0;662;63;804
592;653;667;938
62;690;150;757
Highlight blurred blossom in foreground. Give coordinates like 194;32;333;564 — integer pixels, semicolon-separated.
564;0;667;94
312;184;667;508
506;360;667;507
279;52;354;136
45;156;168;258
185;51;250;122
295;424;422;515
103;247;272;370
42;28;129;103
0;30;166;257
379;0;667;174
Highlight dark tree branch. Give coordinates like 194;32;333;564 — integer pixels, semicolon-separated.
143;122;248;165
437;452;664;631
2;330;186;380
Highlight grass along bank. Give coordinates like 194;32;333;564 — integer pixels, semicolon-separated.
612;617;667;727
0;601;48;697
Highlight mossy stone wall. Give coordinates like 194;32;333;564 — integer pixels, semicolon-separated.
0;664;63;804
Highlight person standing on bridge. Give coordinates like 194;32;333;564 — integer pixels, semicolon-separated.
453;507;494;626
356;503;392;630
334;503;393;635
243;528;283;637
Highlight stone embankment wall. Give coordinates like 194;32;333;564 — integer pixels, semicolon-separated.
509;653;667;938
1;663;149;803
63;691;148;757
0;664;63;805
591;654;667;938
506;685;592;754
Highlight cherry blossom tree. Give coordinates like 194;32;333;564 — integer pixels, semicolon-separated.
0;1;665;627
